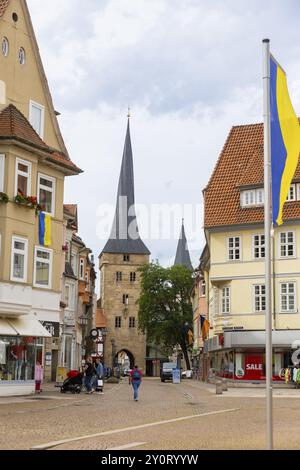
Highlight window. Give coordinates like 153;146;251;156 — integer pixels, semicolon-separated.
241;188;264;207
228;237;241;260
34;247;52;289
254;285;266;312
29;101;45;138
221;287;230;315
2;37;8;57
253;234;265;259
85;271;89;291
280;283;297;313
115;317;122;328
123;255;130;262
200;281;206;297
297;184;300;201
286;184;296;202
15;158;31;196
0;154;4;192
19;47;26;65
79;259;85;280
130;272;136;283
65;284;75;309
129;317;136;328
123;294;129;305
116;272;122;282
280;232;295;258
65;285;70;307
11;237;28;283
38;173;55;216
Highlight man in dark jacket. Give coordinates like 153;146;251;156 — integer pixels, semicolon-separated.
84;356;95;394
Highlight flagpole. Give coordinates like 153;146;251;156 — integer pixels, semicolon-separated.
262;38;273;451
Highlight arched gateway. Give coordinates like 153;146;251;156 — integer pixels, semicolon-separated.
99;118;150;373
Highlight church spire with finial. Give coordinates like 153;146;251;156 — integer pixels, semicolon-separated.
102;113;150;255
174;219;193;270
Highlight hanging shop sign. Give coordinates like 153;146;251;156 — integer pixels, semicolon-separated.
40;321;60;338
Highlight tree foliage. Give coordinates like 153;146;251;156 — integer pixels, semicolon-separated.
138;263;194;368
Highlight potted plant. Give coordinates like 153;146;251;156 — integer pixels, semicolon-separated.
0;192;9;203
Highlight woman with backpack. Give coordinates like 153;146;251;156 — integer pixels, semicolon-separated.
129;365;143;401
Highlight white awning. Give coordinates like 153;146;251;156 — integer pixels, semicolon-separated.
0;318;16;336
0;315;51;338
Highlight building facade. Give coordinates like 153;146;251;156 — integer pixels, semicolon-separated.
0;0;81;395
99;119;150;373
203;123;300;382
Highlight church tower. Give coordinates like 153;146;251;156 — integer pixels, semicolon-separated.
174;220;193;270
99;118;150;372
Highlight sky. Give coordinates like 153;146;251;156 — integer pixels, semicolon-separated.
27;0;300;278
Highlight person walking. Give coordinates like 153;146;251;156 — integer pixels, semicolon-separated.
34;361;43;395
95;357;105;394
84;356;95;394
129;365;142;401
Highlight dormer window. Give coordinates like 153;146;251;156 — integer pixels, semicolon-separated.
286;184;296;202
241;188;264;208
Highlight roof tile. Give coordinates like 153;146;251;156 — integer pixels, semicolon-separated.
204;123;300;228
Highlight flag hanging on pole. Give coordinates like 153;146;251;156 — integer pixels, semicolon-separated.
200;316;210;340
270;55;300;226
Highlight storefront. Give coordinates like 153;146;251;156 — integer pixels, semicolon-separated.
205;330;300;383
0;315;51;396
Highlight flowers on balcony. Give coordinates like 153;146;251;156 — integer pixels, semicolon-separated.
14;193;42;214
0;192;9;204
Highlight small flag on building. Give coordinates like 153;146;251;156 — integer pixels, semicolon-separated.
200;316;210;340
270;55;300;226
39;212;52;246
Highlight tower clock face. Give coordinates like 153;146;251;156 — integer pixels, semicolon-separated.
90;329;99;339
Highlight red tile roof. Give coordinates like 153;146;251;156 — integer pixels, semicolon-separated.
204;123;300;228
0;105;82;174
0;0;9;17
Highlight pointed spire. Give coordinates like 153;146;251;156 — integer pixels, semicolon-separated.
102;119;150;255
174;220;193;270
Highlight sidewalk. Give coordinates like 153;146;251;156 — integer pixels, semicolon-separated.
184;379;300;398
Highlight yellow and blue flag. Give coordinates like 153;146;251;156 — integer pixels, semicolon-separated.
270;55;300;226
39;212;51;247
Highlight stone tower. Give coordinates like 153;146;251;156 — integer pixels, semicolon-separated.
174;220;193;270
99;119;150;372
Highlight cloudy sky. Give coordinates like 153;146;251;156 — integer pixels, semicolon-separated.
27;0;300;277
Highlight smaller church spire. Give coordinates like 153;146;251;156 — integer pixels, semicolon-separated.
174;220;193;270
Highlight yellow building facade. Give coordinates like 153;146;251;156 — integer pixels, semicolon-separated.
203;123;300;382
0;0;81;395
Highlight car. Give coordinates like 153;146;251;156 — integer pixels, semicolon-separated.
160;362;177;382
181;370;193;379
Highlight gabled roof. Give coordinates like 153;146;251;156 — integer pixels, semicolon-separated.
204;123;300;228
0;105;82;174
102;120;150;255
64;204;78;231
0;0;9;18
174;221;193;270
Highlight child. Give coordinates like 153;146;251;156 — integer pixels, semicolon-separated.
35;361;43;394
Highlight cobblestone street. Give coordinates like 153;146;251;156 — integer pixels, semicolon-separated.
1;378;300;450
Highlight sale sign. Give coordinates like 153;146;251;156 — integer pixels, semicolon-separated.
244;355;264;380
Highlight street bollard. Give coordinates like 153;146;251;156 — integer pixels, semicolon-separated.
222;379;228;392
216;380;223;395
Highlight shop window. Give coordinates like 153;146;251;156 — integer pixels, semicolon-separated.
0;337;38;381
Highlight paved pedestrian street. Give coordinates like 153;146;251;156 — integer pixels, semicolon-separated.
1;378;300;450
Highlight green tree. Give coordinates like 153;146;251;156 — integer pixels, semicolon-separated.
138;263;194;369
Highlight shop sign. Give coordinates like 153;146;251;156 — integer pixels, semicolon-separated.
244;355;264;380
45;352;52;366
56;367;68;384
41;321;60;338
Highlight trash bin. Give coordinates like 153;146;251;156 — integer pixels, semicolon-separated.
222;379;228;391
216;380;223;395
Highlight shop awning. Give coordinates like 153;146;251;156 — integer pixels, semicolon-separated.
0;315;51;338
224;330;300;349
0;318;17;336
